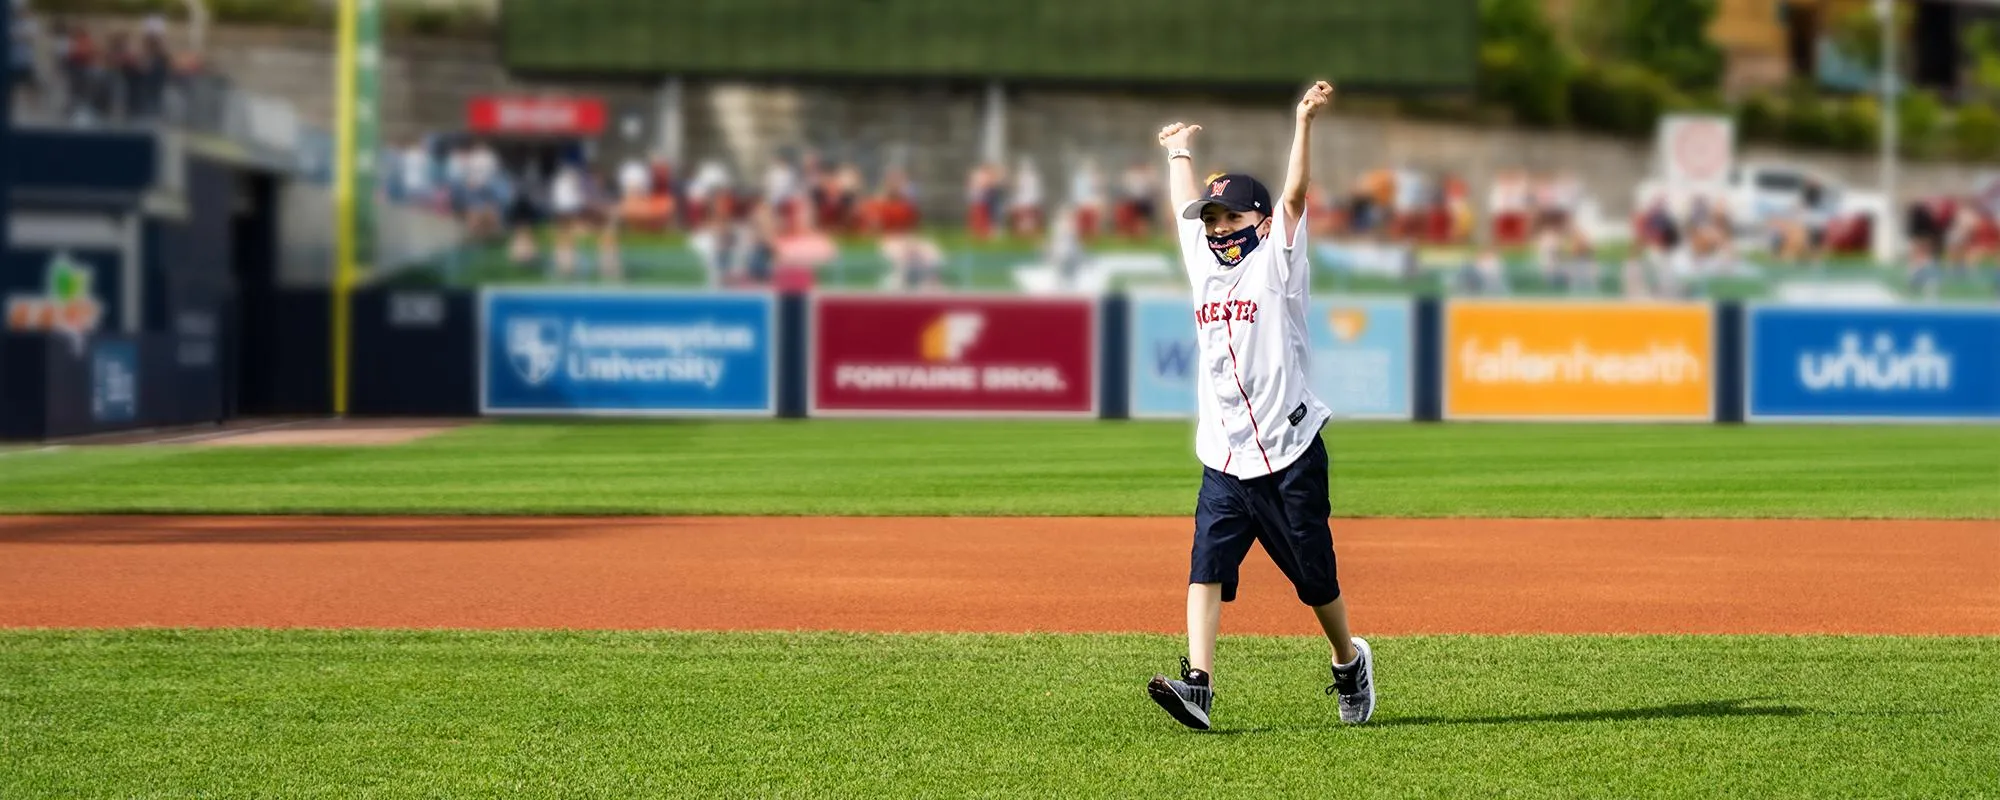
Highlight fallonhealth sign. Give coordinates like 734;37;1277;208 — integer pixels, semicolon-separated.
1748;305;2000;422
810;294;1096;416
1445;301;1714;421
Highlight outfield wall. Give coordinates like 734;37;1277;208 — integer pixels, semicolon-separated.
1;128;291;441
15;288;1993;439
437;289;1998;425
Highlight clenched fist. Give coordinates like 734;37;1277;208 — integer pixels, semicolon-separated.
1297;81;1334;123
1158;122;1202;151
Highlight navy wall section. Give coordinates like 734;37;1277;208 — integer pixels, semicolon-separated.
1714;302;1745;424
145;158;238;336
0;336;48;439
15;332;223;439
1412;297;1443;422
9;129;157;199
350;288;478;416
238;288;332;417
777;293;807;418
1098;295;1130;420
3;130;288;440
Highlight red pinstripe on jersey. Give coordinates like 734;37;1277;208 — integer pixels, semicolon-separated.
1221;280;1272;474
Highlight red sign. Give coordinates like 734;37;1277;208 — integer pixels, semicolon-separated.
811;295;1097;416
466;96;607;136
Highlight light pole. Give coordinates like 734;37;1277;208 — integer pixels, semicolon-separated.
1878;0;1900;264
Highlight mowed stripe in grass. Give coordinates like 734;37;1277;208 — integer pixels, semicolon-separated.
0;421;1994;518
1;631;1995;798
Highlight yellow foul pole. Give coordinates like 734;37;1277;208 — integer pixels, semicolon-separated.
331;0;358;415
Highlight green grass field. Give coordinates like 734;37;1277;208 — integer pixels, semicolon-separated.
1;420;1994;518
5;420;1997;797
3;631;1996;798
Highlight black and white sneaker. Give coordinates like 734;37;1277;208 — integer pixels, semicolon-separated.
1326;637;1376;724
1147;657;1213;731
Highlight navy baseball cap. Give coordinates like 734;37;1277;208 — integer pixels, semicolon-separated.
1182;173;1272;219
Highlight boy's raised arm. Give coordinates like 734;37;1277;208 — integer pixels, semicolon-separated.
1282;81;1333;246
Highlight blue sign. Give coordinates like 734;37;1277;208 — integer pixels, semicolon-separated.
1129;295;1201;418
1309;297;1414;420
91;339;138;423
481;290;775;415
1127;294;1412;420
1748;305;2000;422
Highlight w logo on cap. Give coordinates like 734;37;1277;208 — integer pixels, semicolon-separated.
1209;179;1231;197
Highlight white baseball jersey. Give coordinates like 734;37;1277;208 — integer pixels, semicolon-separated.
1178;199;1331;479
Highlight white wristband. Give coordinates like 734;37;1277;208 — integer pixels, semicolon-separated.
1167;148;1192;162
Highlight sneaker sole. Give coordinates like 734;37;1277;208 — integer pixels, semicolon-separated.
1146;676;1211;731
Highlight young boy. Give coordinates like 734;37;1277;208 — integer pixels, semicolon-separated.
1145;81;1376;731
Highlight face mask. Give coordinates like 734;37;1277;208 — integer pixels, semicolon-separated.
1206;223;1261;267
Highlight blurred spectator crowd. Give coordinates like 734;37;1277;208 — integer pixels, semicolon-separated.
384;139;958;290
10;2;203;127
386;136;1272;291
962;158;1169;243
1314;166;1477;245
1456;166;2000;299
1904;179;2000;297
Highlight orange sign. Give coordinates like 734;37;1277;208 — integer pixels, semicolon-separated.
1445;302;1714;420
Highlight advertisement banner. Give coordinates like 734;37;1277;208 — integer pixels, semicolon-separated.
480;290;775;415
6;248;117;356
1128;294;1411;419
1311;298;1415;420
1445;301;1714;421
811;294;1096;416
467;96;608;137
1128;295;1199;418
90;339;138;423
1657;114;1734;188
1748;305;2000;422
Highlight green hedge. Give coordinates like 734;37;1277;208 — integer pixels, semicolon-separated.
1731;85;1995;161
1830;97;1881;151
1736;93;1779;141
1570;62;1689;136
1479;41;1573;126
1482;57;1988;163
1958;105;2000;159
501;0;1476;88
1471;0;1991;162
1898;90;1945;156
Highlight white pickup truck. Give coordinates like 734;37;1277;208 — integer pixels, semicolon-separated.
1635;160;1889;258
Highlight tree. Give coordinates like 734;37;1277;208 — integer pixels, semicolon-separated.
1966;23;2000;102
1566;0;1630;63
1826;1;1914;75
1616;0;1725;93
1478;0;1576;126
1481;0;1564;44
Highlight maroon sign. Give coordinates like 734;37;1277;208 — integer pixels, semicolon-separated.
466;96;607;136
811;295;1097;415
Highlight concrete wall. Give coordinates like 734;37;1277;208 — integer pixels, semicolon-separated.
185;23;654;148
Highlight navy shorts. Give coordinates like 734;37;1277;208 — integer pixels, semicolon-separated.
1190;434;1340;607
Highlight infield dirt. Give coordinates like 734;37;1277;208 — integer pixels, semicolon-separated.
2;516;1994;635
